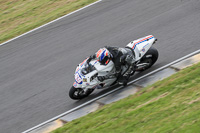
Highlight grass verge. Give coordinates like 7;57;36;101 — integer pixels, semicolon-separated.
52;62;200;133
0;0;97;44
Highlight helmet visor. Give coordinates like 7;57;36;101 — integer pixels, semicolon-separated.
99;56;109;65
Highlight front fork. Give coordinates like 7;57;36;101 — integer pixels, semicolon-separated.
73;82;97;95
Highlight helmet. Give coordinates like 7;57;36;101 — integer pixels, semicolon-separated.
96;48;111;65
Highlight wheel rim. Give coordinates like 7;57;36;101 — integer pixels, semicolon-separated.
144;58;153;67
73;88;85;98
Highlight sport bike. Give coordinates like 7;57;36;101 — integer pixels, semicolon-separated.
69;35;158;100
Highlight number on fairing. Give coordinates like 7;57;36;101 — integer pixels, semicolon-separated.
75;73;82;84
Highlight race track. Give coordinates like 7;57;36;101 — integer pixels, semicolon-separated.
0;0;200;132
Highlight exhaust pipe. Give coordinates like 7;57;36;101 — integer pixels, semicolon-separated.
136;63;150;71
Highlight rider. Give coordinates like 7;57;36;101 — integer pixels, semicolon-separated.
86;46;135;86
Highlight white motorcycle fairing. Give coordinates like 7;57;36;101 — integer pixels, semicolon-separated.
126;35;156;61
73;58;117;91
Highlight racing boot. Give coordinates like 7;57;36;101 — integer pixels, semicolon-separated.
118;76;129;87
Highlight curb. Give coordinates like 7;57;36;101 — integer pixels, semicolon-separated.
26;53;200;133
170;54;200;70
29;120;65;133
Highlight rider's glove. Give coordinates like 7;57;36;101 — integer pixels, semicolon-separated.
97;76;105;82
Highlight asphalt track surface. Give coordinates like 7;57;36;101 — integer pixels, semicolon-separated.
0;0;200;132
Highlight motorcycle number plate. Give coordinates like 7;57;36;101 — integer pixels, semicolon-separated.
75;73;82;84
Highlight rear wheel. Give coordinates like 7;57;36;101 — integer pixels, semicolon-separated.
136;47;158;71
69;86;94;100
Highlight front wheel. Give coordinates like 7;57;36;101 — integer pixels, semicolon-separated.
69;86;94;100
136;46;159;71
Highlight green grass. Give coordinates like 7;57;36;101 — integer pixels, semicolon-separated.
52;62;200;133
0;0;97;44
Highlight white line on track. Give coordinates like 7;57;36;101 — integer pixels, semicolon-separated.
23;49;200;133
0;0;102;46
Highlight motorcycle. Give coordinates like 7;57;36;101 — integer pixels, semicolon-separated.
69;35;158;100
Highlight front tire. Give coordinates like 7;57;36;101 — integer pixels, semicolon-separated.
69;86;94;100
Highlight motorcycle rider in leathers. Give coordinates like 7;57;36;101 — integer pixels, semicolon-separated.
87;46;135;86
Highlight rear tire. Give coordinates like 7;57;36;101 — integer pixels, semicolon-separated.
69;86;94;100
136;46;158;71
